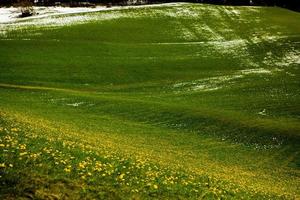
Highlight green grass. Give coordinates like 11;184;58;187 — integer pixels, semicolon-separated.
0;3;299;199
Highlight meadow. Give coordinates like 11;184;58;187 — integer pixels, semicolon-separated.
0;3;299;199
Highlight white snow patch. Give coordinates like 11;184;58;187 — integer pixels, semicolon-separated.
0;7;19;23
0;6;108;24
0;3;189;36
258;109;267;116
239;68;272;75
223;7;241;17
0;3;186;24
179;26;198;41
200;24;224;41
48;97;68;102
162;6;201;18
209;39;247;55
263;49;300;67
286;72;296;77
280;50;300;66
249;33;300;44
173;68;274;92
150;39;246;47
66;102;85;107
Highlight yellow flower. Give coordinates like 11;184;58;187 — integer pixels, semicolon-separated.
60;160;67;165
9;164;13;168
30;153;39;159
19;144;26;150
64;168;71;173
20;152;28;156
0;144;5;148
153;184;158;189
78;162;86;169
119;173;125;179
11;127;19;132
0;163;5;168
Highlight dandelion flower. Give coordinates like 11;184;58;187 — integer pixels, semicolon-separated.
119;173;125;179
64;168;71;173
19;144;26;150
11;128;19;132
20;152;28;156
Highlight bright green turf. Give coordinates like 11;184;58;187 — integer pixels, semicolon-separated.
0;3;299;199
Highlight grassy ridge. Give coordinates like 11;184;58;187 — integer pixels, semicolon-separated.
1;111;292;199
0;3;300;199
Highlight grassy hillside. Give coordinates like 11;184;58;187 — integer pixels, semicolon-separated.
0;3;299;199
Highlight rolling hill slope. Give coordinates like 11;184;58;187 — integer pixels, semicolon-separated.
0;3;299;199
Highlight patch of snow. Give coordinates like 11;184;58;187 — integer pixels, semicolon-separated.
0;3;189;36
162;6;201;18
0;7;19;23
240;68;272;75
150;39;246;47
258;109;267;116
179;26;198;41
249;32;300;44
0;3;187;24
209;39;247;56
0;6;105;24
223;7;241;17
199;24;224;41
172;68;274;92
263;49;300;67
66;102;85;107
280;50;300;66
0;37;60;41
286;72;296;77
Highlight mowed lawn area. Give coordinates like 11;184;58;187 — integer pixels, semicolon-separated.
0;3;299;199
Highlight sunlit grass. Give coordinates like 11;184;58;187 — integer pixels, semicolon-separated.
0;3;299;199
